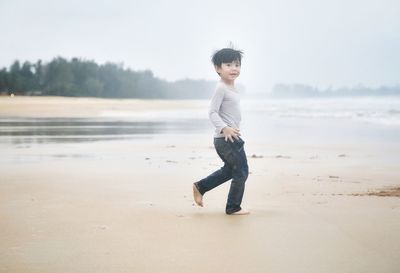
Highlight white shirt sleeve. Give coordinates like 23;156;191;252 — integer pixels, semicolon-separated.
208;87;227;133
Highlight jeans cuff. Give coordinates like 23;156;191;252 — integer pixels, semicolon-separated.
226;206;242;215
194;182;204;195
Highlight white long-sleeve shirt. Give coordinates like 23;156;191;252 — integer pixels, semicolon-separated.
208;80;242;138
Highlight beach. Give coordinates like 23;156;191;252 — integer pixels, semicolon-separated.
1;96;400;273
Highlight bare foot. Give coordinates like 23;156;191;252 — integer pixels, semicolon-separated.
229;209;250;215
193;183;203;207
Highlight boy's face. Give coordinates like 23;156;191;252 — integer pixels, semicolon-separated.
215;60;241;83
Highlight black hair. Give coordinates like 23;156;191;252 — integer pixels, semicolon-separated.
211;47;244;68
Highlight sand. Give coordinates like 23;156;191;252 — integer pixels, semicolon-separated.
0;96;206;117
1;96;400;273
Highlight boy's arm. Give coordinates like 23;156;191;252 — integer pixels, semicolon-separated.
209;87;227;134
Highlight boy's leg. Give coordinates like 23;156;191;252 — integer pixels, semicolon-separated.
223;139;249;214
194;164;232;195
195;138;233;195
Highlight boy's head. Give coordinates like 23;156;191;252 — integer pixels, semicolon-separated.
211;47;244;82
212;47;243;68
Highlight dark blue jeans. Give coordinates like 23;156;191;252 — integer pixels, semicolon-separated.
195;137;249;214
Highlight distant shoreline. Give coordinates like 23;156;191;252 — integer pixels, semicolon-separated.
2;93;400;100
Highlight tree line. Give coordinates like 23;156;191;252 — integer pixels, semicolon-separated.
0;57;215;99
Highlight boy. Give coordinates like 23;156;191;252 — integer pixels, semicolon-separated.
193;47;249;215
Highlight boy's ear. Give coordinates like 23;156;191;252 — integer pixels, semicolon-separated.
214;65;221;74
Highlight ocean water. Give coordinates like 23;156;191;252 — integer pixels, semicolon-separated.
0;97;399;145
243;97;400;127
242;97;400;144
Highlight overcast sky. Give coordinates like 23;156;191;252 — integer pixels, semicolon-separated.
1;0;399;92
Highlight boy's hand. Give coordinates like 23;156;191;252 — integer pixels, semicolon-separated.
222;126;241;142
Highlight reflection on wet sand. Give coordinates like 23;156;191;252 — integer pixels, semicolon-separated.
0;117;210;144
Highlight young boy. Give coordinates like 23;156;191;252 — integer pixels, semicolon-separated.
193;47;249;215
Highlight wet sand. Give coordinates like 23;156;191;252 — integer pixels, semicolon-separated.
1;97;400;273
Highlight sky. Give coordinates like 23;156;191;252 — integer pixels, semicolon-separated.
0;0;399;93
